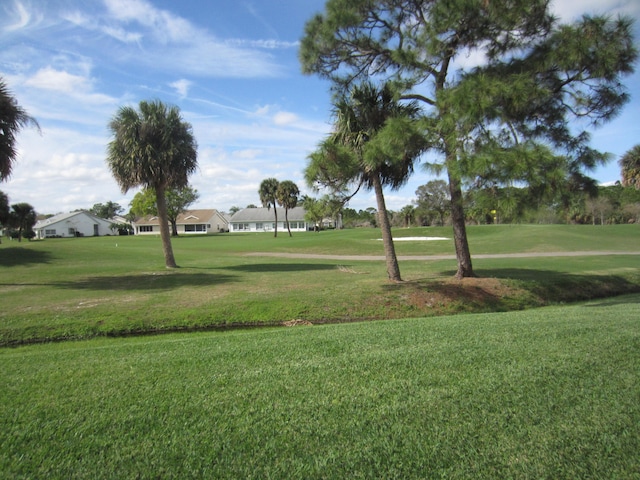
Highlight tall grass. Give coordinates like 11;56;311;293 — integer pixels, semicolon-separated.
2;295;639;478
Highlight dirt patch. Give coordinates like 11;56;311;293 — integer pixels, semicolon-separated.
282;319;314;327
386;277;532;315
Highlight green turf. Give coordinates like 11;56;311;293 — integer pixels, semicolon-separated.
2;295;639;478
1;225;639;344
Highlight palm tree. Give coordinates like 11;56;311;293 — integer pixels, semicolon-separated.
0;78;40;182
259;178;280;237
620;145;640;189
106;100;198;268
400;205;415;228
9;202;36;242
276;180;300;236
0;191;10;243
306;82;426;281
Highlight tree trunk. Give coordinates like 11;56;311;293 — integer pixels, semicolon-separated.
273;208;278;238
171;220;178;237
447;169;474;279
372;173;402;282
155;185;178;268
285;209;292;237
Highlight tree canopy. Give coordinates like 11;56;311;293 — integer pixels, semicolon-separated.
89;201;124;219
415;180;450;226
305;81;427;281
0;78;40;182
300;0;637;277
276;180;300;237
620;145;640;189
8;202;36;242
259;178;280;237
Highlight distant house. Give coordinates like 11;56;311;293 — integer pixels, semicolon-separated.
33;211;115;239
229;207;310;233
132;209;229;235
110;215;134;235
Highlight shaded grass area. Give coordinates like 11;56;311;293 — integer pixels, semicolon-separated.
2;296;639;478
0;225;639;345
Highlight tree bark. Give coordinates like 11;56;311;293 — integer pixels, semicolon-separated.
285;209;292;237
273;208;278;238
447;169;474;279
155;185;178;268
372;173;402;282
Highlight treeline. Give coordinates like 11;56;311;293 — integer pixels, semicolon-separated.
462;183;640;226
329;182;640;229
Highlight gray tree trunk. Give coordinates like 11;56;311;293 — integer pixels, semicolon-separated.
447;169;474;279
155;185;178;268
373;173;402;282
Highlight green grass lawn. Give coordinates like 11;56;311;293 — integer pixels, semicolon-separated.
2;295;639;478
1;224;639;345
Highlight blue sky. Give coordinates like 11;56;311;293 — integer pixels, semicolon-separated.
1;0;639;215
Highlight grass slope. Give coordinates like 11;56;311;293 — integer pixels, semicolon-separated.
2;295;639;478
0;225;639;344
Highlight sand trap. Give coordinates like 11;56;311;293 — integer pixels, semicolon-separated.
378;236;450;241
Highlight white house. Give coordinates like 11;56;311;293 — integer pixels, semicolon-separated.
132;209;229;235
34;211;116;239
229;207;310;233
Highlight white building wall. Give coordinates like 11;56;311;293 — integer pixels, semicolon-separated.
229;221;309;233
37;213;113;238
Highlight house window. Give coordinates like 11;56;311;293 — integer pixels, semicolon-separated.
234;223;250;230
45;229;56;236
68;228;76;235
256;222;263;230
185;224;207;232
139;226;153;232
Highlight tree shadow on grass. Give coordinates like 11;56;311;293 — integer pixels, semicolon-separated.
379;268;640;314
474;268;640;303
221;263;338;273
53;272;239;291
0;247;53;267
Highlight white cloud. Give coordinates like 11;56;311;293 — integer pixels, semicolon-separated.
232;149;264;160
169;79;191;98
24;67;116;109
101;25;143;43
104;0;193;43
97;0;283;77
26;67;91;94
3;1;32;31
551;0;640;21
103;0;154;24
253;105;272;117
226;39;300;49
273;111;299;126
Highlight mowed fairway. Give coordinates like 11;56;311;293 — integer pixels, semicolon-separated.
1;296;639;478
1;225;639;477
0;224;639;345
